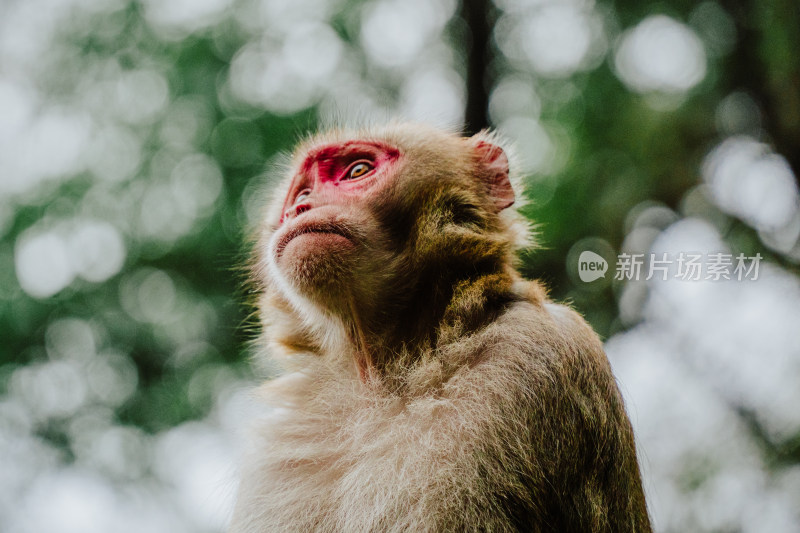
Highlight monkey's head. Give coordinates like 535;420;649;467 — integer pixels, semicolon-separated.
255;123;529;357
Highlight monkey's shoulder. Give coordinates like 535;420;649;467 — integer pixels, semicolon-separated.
442;298;623;419
477;298;609;371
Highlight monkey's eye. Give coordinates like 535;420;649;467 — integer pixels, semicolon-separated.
294;191;310;204
344;162;373;180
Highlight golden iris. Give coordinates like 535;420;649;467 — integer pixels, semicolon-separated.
348;162;371;179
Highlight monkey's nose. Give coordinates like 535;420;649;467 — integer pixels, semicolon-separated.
284;201;311;221
282;189;314;221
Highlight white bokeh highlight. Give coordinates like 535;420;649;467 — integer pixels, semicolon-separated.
14;220;127;298
495;0;607;79
703;136;799;235
615;15;707;95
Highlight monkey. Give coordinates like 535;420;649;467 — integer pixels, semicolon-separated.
230;122;651;533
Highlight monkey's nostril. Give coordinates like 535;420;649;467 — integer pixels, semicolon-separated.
295;204;311;216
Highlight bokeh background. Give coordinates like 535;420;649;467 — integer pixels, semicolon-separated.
1;0;799;531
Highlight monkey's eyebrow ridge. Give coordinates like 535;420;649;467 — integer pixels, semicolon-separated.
299;140;400;175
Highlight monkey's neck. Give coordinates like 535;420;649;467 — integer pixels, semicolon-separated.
268;267;543;386
343;268;533;383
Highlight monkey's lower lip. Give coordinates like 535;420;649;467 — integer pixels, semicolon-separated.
275;222;353;257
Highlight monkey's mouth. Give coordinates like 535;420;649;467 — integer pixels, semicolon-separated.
275;221;353;257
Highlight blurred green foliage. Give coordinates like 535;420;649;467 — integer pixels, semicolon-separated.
0;0;799;529
0;0;797;427
1;0;798;444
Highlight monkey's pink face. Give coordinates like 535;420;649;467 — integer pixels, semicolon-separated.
269;140;401;289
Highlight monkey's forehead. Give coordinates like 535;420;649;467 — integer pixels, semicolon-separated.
291;122;468;160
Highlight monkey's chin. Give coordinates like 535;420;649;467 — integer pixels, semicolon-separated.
275;232;358;294
280;232;355;262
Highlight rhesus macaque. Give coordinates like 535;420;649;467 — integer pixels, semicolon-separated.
231;123;651;532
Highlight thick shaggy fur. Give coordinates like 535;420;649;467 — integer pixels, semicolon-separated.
231;123;651;532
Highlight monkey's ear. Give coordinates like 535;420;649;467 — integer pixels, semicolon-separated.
474;140;514;211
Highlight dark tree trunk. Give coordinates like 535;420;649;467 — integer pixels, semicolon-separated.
720;0;800;183
461;0;493;135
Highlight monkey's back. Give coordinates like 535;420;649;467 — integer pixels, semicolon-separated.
230;298;650;533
